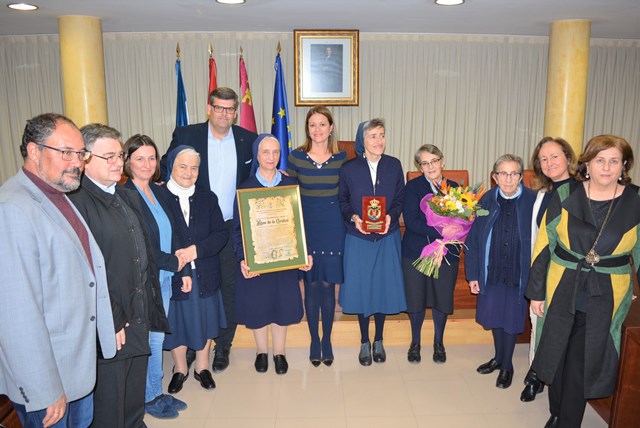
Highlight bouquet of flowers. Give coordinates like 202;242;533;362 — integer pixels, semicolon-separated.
412;182;488;278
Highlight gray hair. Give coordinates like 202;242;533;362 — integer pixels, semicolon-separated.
80;123;121;151
363;118;385;136
414;144;444;165
493;154;524;174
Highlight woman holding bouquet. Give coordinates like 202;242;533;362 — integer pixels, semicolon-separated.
402;144;460;364
465;154;536;389
339;118;407;366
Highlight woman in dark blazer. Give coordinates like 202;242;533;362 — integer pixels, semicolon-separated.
402;144;460;364
160;145;228;394
338;118;407;366
122;134;191;418
464;154;536;389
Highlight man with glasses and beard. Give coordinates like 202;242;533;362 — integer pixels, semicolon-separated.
0;113;116;427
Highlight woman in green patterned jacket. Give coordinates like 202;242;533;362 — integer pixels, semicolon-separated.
526;134;639;428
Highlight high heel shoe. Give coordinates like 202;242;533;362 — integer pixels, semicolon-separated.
321;336;334;367
309;338;321;367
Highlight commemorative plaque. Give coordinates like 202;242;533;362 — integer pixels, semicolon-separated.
237;185;309;274
362;196;386;233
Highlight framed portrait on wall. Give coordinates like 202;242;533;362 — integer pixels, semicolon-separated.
294;29;359;106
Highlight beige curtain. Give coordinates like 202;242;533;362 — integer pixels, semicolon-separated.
1;32;638;185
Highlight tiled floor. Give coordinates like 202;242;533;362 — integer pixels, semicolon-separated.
145;343;607;428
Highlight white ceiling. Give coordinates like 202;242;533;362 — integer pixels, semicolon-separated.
0;0;639;39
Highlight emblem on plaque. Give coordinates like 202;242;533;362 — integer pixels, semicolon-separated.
362;196;386;233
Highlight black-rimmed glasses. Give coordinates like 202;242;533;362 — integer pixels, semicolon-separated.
91;151;125;164
211;105;237;115
494;171;522;179
34;143;90;161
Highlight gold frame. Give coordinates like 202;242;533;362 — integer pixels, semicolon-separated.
294;29;359;106
237;185;309;275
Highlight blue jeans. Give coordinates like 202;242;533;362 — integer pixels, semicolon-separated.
13;393;93;428
145;275;172;402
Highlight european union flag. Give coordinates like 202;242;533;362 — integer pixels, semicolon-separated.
175;59;189;127
271;51;291;170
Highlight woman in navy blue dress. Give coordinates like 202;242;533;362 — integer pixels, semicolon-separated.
233;134;312;375
162;145;228;393
339;118;407;366
287;106;347;367
464;154;535;389
402;144;460;364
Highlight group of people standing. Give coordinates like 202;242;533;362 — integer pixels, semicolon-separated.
464;135;639;428
1;85;638;428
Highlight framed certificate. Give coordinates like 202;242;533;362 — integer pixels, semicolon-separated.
236;185;309;274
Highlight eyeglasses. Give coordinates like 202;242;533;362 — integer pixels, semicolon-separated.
419;158;441;168
34;143;90;161
494;171;522;179
211;105;237;115
91;151;125;164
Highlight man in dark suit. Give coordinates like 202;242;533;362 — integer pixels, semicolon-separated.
0;113;116;428
69;123;169;428
160;87;258;372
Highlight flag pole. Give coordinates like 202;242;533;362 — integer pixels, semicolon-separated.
176;42;180;60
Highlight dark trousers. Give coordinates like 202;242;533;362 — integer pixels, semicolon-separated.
548;310;587;428
91;355;148;428
213;220;237;350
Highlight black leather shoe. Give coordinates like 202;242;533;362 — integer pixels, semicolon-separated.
496;369;513;389
168;371;188;394
477;358;501;374
520;379;544;402
212;348;230;373
193;369;216;390
407;343;421;363
359;342;372;366
254;353;268;373
185;348;196;370
544;415;559;428
310;359;321;367
433;343;446;364
273;354;288;375
372;340;386;363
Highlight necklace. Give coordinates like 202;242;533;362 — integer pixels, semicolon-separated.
307;151;332;169
585;181;617;266
366;156;379;193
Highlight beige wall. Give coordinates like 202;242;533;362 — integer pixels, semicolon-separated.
1;33;639;185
